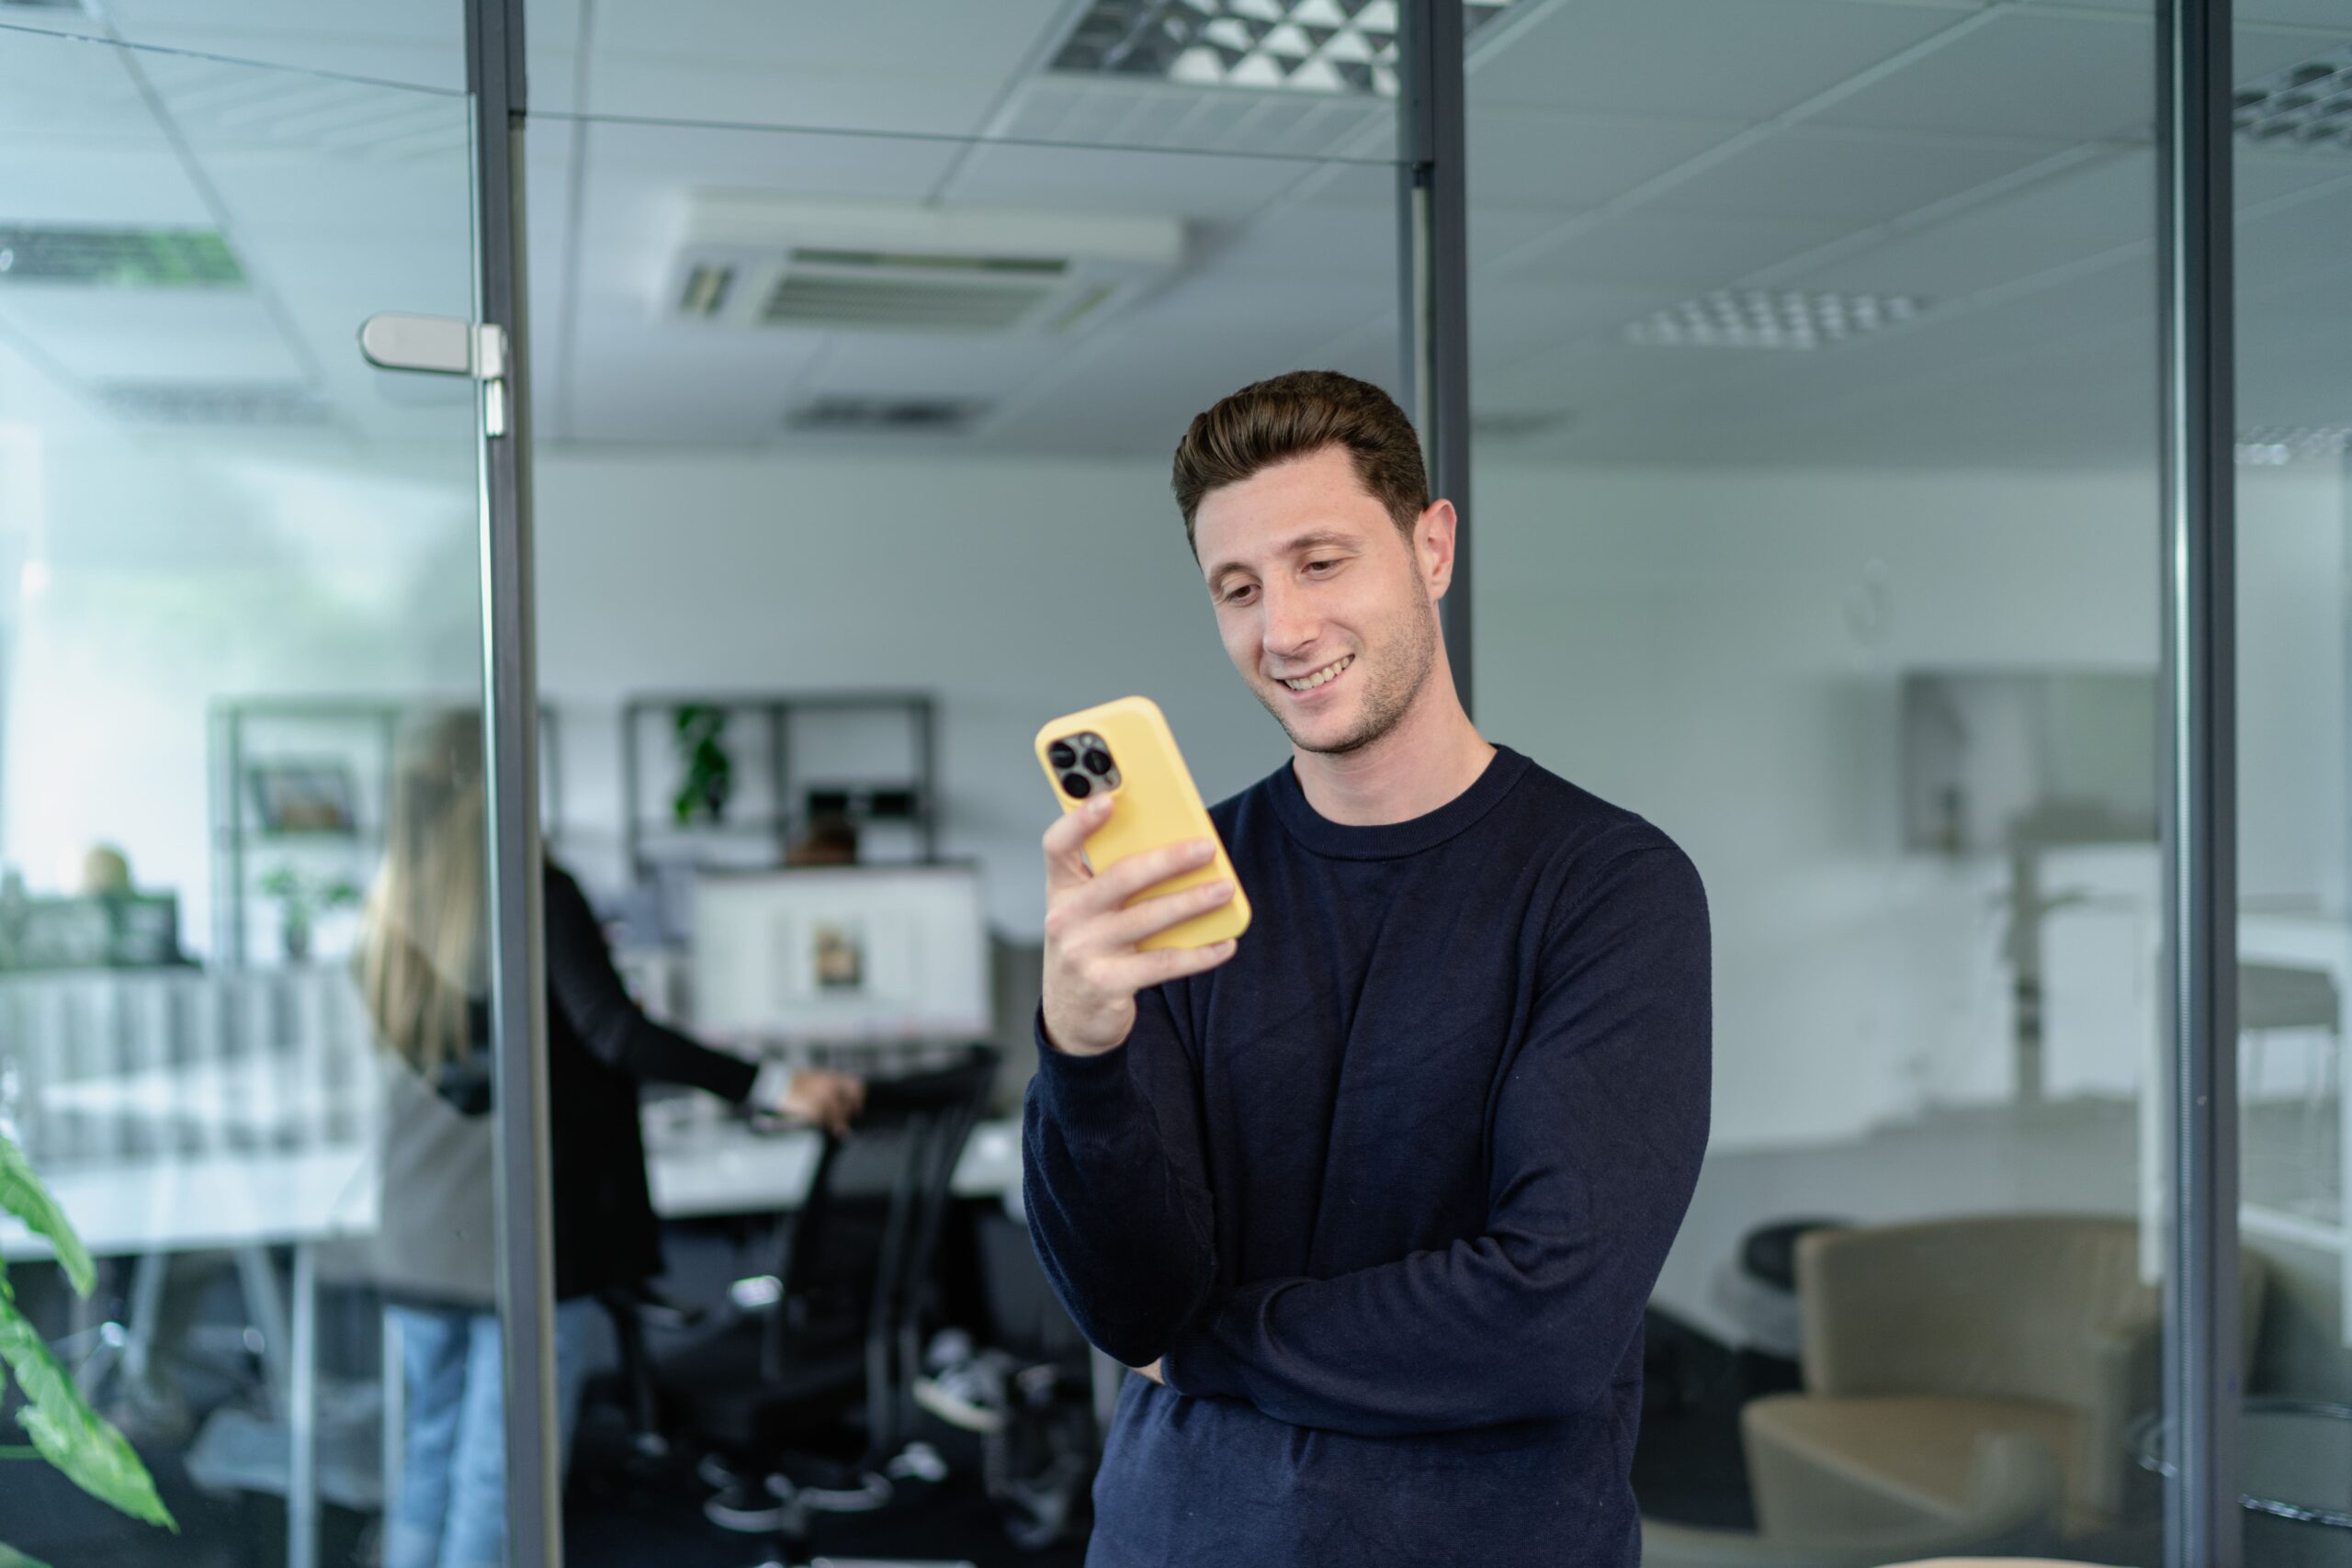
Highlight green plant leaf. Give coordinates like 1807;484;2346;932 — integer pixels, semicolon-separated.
0;1289;175;1530
0;1132;93;1298
0;1539;55;1566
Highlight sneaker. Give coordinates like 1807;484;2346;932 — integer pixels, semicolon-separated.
912;1348;1014;1433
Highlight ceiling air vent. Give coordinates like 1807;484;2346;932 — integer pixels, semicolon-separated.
663;195;1182;338
0;226;243;288
96;381;329;426
786;396;989;435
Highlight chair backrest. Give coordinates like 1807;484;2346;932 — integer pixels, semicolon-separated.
1796;1213;2154;1409
763;1044;998;1449
1641;1432;2064;1568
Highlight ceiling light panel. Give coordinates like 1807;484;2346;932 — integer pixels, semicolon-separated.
2235;426;2352;466
0;227;244;288
1051;0;1514;99
2235;46;2352;151
1623;290;1930;351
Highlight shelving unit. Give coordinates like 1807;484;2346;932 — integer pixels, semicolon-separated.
618;691;937;885
209;699;563;966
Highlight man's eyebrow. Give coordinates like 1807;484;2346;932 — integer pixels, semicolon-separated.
1204;528;1365;588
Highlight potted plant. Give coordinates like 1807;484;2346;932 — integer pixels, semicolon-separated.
256;866;360;963
672;705;734;825
0;1129;177;1562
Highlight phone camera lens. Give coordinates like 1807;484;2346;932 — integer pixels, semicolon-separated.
1047;740;1077;771
1082;749;1113;777
1060;773;1092;799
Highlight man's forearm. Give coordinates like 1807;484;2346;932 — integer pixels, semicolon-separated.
1023;1037;1216;1368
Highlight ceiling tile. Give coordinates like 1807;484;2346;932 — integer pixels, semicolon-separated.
1513;209;1854;288
1640;128;2060;225
1811;11;2156;141
1787;150;2154;299
1468;110;1750;209
1468;0;1977;119
584;1;1070;137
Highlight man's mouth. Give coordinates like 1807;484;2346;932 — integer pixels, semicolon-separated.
1279;655;1353;693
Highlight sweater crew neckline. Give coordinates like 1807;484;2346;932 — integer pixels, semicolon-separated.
1266;743;1530;861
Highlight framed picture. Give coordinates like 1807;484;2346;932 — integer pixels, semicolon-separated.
247;760;357;835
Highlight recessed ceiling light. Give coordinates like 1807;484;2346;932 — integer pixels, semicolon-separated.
1051;0;1515;99
0;226;243;288
2234;426;2352;466
1623;290;1929;351
2234;47;2352;151
786;396;989;435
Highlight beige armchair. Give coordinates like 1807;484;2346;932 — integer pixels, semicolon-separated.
1642;1432;2063;1568
1740;1214;2267;1539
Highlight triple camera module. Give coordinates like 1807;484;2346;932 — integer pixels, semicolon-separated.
1048;732;1122;800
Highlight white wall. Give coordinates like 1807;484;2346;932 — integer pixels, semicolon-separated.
532;449;1278;931
1475;461;2345;1150
3;435;2341;1154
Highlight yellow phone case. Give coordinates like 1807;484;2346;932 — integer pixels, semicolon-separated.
1035;695;1251;951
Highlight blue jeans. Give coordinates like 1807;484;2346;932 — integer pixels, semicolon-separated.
383;1297;601;1568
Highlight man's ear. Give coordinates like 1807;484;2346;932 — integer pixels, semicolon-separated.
1416;500;1459;602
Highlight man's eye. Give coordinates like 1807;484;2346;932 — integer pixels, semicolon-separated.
1223;584;1258;605
1304;558;1339;575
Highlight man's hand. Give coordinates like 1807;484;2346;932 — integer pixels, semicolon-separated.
1134;1359;1164;1385
1040;796;1238;1058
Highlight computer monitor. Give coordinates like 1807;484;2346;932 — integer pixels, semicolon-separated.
1901;670;2158;854
690;863;989;1044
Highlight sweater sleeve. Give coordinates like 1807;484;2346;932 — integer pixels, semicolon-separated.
1159;841;1710;1438
542;863;759;1104
1022;984;1217;1369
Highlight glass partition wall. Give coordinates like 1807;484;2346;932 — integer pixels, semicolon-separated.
2232;2;2352;1562
1464;1;2296;1565
0;7;538;1568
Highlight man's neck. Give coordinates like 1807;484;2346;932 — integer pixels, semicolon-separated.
1291;665;1493;828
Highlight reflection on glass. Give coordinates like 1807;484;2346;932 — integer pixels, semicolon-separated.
1470;2;2180;1562
0;25;486;1568
2233;7;2352;1565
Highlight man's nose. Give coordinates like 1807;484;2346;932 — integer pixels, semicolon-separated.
1261;581;1318;659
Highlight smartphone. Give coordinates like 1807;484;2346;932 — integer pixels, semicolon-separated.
1035;696;1251;951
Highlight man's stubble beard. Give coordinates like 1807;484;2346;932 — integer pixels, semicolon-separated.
1254;594;1440;759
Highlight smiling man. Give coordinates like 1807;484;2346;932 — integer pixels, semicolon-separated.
1023;370;1713;1566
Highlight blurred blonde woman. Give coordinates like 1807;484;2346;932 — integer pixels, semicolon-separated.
361;712;862;1568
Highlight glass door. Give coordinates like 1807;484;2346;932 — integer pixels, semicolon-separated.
0;14;526;1568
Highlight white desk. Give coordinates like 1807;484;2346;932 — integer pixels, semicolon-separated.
643;1104;1023;1219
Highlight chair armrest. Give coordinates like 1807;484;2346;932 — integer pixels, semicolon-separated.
598;1282;707;1333
2074;1318;2158;1518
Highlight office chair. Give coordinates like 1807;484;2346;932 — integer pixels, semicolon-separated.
635;1044;998;1566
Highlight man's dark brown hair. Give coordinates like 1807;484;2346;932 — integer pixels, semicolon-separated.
1171;370;1429;558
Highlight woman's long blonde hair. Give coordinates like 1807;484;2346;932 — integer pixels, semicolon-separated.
357;710;488;1077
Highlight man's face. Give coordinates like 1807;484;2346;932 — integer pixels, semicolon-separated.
1194;445;1441;758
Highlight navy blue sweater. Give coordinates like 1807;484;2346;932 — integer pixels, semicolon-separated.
1023;746;1711;1567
